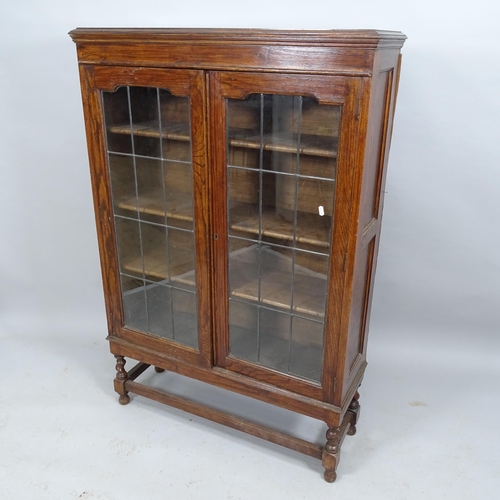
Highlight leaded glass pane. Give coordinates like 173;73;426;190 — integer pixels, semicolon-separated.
103;86;198;349
226;93;340;383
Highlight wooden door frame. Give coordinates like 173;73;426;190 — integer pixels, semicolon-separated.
209;71;362;402
79;64;212;368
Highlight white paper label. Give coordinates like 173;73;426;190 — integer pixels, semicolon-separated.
318;205;325;216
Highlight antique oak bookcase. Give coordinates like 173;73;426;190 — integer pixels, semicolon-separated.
70;28;405;482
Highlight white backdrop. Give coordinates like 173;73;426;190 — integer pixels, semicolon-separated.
1;0;499;344
1;1;499;497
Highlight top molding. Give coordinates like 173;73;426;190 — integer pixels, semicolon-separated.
69;28;406;49
69;28;406;75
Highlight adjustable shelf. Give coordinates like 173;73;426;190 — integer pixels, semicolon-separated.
122;248;196;287
108;121;337;159
117;188;194;223
107;121;191;142
229;245;327;320
230;204;331;250
229;130;338;158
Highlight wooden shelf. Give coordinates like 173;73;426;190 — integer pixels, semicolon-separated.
123;241;327;318
117;188;193;222
108;121;190;142
123;250;195;287
230;205;331;249
229;245;327;319
121;229;196;287
108;121;336;158
229;130;338;158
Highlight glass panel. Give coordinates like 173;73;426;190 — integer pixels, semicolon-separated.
115;217;142;279
102;87;133;154
259;244;292;311
160;90;192;162
135;157;166;224
229;300;258;362
164;160;194;230
140;222;168;282
129;86;161;158
146;282;173;339
290;317;324;383
228;237;259;300
293;251;328;319
121;275;147;332
172;289;198;348
226;93;340;383
109;154;137;218
103;85;198;349
258;307;291;373
168;227;196;292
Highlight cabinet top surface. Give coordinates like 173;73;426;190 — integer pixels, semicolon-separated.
69;28;406;47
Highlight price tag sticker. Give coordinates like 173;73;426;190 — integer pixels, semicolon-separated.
318;205;325;216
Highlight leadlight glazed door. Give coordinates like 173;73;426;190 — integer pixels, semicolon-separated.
81;66;212;367
210;72;361;401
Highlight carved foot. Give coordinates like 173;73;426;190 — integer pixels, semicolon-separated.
347;391;360;436
154;366;165;373
118;393;131;405
114;355;130;405
322;426;340;482
324;469;337;483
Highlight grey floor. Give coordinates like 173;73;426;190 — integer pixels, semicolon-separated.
1;317;498;500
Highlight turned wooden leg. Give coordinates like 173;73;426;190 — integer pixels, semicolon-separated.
347;390;360;436
154;366;165;373
114;355;130;405
322;426;341;482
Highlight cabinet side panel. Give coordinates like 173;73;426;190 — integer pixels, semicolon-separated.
341;49;401;402
360;69;393;225
345;236;376;372
78;64;123;334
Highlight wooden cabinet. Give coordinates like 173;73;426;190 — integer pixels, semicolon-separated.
70;28;406;482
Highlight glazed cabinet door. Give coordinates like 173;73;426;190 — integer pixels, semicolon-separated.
80;66;211;367
210;72;361;400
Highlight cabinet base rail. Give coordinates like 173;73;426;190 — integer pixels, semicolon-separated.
115;359;359;482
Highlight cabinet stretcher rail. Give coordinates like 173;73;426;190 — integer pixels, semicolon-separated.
123;361;353;460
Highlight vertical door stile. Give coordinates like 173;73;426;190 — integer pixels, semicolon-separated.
322;77;362;404
189;70;212;367
209;71;231;368
79;64;124;337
